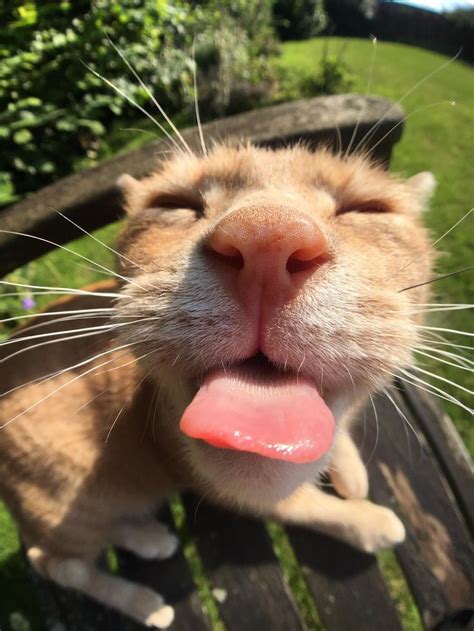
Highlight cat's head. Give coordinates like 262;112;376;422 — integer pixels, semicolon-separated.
114;144;435;506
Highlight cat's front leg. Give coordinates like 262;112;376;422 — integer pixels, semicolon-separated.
272;482;405;553
111;518;180;560
27;546;174;629
328;431;369;500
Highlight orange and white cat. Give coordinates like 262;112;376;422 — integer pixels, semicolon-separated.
0;145;436;627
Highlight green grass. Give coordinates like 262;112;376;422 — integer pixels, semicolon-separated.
0;38;472;629
0;504;42;629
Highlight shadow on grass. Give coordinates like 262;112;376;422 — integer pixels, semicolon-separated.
0;549;45;631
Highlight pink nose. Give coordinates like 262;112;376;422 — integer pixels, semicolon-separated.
208;204;329;310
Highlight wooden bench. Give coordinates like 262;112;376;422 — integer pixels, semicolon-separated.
1;95;472;631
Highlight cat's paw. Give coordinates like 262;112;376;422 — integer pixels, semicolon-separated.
131;586;175;628
329;433;368;499
145;605;175;629
132;523;179;560
113;520;179;560
350;502;405;553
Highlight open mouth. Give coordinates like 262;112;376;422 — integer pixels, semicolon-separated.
179;352;335;464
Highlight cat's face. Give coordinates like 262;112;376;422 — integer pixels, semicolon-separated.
115;145;435;505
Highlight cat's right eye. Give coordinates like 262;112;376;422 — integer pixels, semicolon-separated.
147;193;204;216
336;200;390;215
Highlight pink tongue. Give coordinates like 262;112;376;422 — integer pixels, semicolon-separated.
180;364;335;463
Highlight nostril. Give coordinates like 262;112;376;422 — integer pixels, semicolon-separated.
207;247;244;270
208;230;245;270
286;252;329;274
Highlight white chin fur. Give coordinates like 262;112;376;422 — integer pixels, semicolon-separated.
189;444;333;507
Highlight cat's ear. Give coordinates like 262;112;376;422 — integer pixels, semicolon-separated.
406;172;437;207
116;174;141;214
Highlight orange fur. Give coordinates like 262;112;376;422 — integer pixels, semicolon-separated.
0;146;435;626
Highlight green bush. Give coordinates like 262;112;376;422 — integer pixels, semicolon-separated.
0;0;277;203
276;43;353;101
192;0;278;118
273;0;328;40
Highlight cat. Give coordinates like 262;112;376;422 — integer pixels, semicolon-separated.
0;143;438;628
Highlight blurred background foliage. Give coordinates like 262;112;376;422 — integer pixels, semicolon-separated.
0;0;372;206
1;0;473;206
0;0;277;201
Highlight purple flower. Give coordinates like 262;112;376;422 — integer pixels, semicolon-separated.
22;295;36;310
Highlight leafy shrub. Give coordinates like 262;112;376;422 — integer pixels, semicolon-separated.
276;43;353;101
273;0;328;40
0;0;277;203
325;0;377;37
192;0;278;117
445;8;474;61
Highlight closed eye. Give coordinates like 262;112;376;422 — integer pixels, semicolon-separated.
147;193;205;216
336;201;390;215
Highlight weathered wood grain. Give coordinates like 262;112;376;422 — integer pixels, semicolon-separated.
183;495;305;631
400;381;474;534
356;390;474;630
287;519;404;631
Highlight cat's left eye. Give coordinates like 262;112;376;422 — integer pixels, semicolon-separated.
336;201;389;215
148;193;204;215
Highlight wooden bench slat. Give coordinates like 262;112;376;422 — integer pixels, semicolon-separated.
358;390;474;630
183;496;306;631
287;528;404;631
400;381;474;533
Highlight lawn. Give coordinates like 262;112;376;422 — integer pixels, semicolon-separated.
0;38;472;629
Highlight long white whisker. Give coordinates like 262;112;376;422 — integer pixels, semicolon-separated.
0;344;138;429
192;42;207;156
103;34;193;155
73;389;108;415
0;317;155;348
417;325;474;337
105;362;154;442
400;207;473;273
429;207;474;248
415;345;473;367
0;280;121;298
399;369;473;414
411;365;473;395
366;393;380;466
399;265;474;293
398;372;470;411
0;323;117;347
417;302;474;306
418;332;473;351
84;62;183;155
0;328;122;367
409;304;474;313
1;313;126;340
0;230;147;292
345;35;377;158
383;387;420;449
363;100;456;156
0;308;115;325
56;211;149;274
413;348;473;371
354;49;461;154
